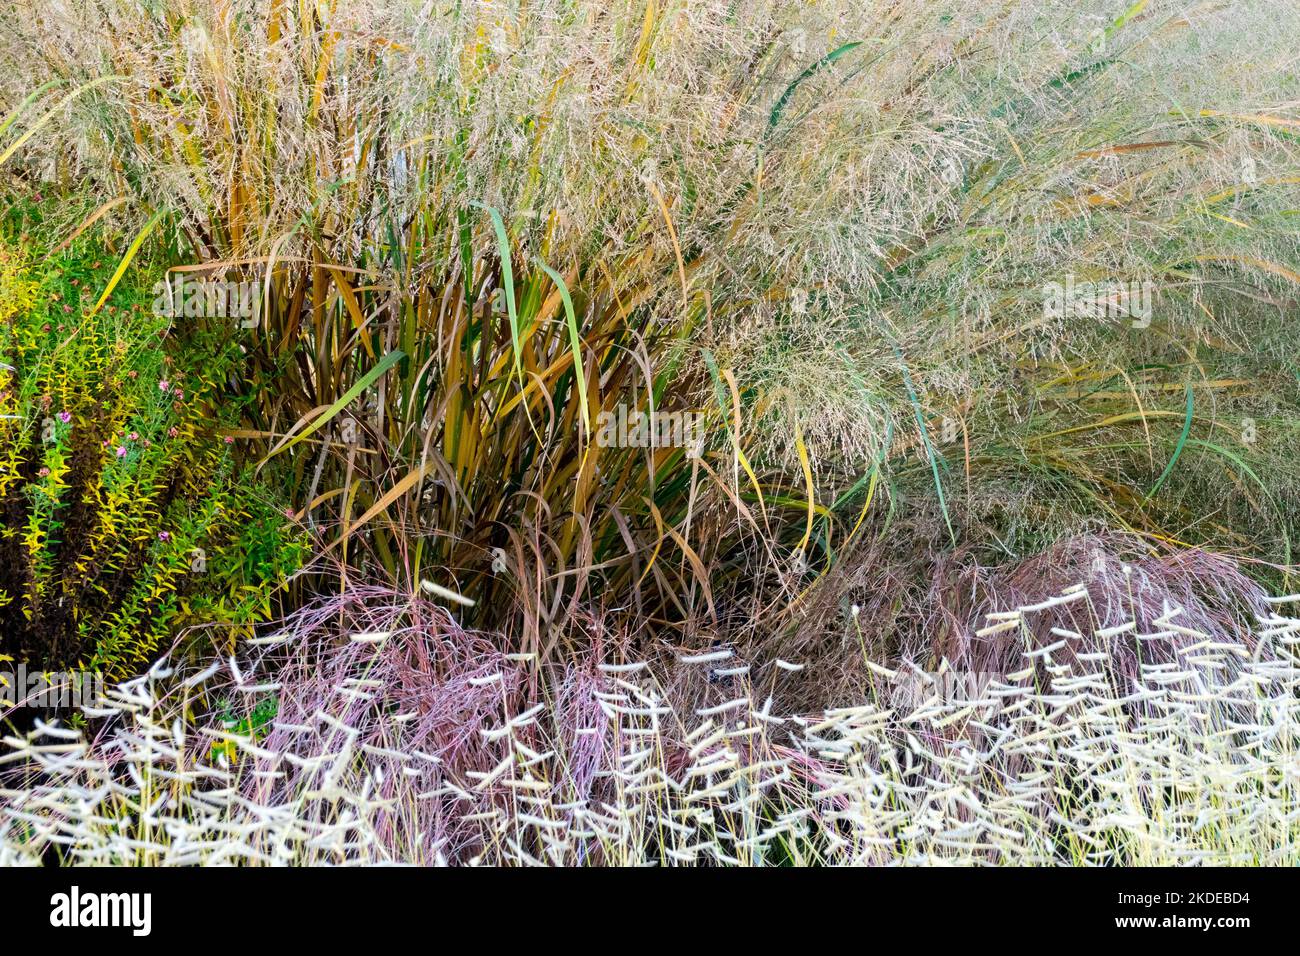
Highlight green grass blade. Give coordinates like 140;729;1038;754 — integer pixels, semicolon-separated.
258;349;405;465
894;345;956;546
470;201;521;386
536;259;591;437
1145;383;1194;500
768;42;863;135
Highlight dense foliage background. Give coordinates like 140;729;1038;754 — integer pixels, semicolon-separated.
0;0;1297;865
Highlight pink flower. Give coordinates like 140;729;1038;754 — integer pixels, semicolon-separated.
37;466;50;478
158;380;170;392
283;507;296;520
158;531;170;542
168;427;179;439
115;445;127;457
128;432;139;441
173;388;184;399
57;411;71;424
224;436;234;444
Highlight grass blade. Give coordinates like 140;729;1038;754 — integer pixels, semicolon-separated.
1144;383;1193;500
88;209;165;317
258;349;405;465
536;259;591;437
471;201;522;386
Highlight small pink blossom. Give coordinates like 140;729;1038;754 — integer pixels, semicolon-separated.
37;466;50;478
224;435;234;444
128;431;139;441
158;531;170;542
57;411;71;424
158;380;170;392
168;427;179;438
115;445;127;457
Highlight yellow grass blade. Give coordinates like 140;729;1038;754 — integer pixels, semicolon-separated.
50;196;130;255
327;460;435;552
0;75;121;168
88;210;165;318
793;420;816;554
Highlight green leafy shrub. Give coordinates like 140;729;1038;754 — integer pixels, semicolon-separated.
0;227;307;680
